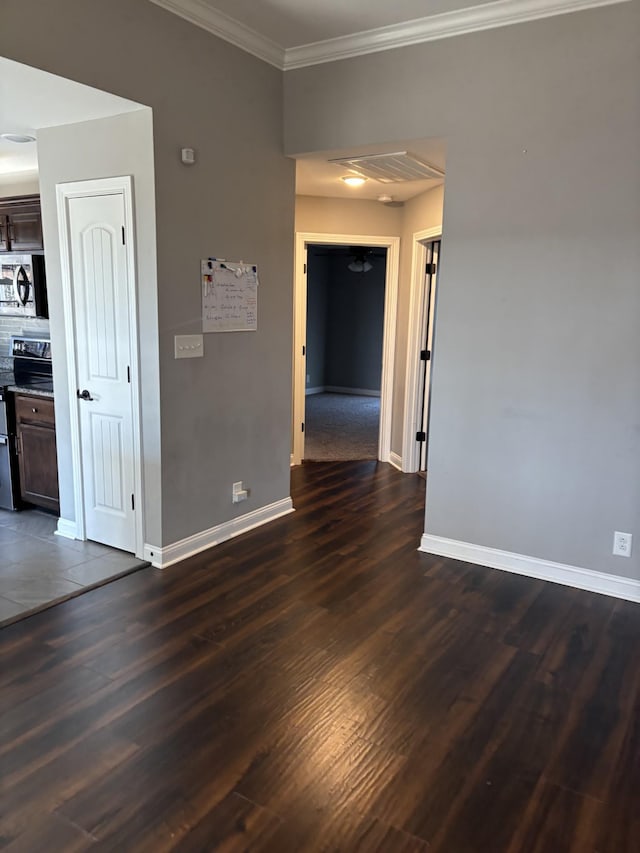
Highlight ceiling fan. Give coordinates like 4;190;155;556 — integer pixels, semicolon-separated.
348;248;374;273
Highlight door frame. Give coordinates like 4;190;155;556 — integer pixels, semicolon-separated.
292;231;400;467
56;175;145;558
402;226;442;473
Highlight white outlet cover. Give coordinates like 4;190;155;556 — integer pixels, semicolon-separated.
174;334;203;359
613;531;632;557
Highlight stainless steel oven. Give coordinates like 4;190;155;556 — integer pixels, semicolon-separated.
0;254;48;319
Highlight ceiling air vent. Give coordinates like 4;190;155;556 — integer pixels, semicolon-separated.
329;151;445;183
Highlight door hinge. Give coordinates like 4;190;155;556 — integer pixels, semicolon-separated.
302;345;306;356
127;365;131;383
131;493;135;510
301;422;305;433
303;263;307;274
122;226;126;245
420;349;431;361
425;263;437;275
416;431;426;442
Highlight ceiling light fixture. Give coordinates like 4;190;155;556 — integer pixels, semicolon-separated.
348;259;372;273
1;133;36;144
341;175;367;187
348;249;373;273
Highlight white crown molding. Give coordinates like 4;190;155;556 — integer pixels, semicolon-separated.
285;0;631;68
149;0;285;68
150;0;629;71
420;533;640;603
144;496;294;568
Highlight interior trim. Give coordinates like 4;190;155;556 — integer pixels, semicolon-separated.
285;0;630;69
323;386;381;397
420;533;640;603
149;0;284;68
144;497;294;568
292;232;400;467
389;451;403;472
55;518;79;540
402;226;442;474
150;0;630;71
56;175;146;561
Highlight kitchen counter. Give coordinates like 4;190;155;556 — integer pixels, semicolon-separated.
0;371;54;398
7;384;55;399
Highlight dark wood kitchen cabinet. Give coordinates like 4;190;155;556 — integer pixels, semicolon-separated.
0;195;44;253
14;393;59;513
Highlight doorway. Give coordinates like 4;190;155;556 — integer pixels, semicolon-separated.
57;176;144;557
292;232;400;466
303;244;387;461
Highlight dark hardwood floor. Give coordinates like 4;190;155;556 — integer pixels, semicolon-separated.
1;461;638;851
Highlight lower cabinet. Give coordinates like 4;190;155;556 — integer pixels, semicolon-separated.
15;394;59;513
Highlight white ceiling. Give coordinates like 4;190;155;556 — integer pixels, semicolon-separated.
202;0;497;47
0;57;144;179
296;139;447;202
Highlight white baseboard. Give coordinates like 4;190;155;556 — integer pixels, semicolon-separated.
305;385;382;397
55;518;78;540
144;497;294;569
419;533;640;603
325;386;381;397
389;451;403;471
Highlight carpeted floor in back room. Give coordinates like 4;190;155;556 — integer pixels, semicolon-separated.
304;393;379;461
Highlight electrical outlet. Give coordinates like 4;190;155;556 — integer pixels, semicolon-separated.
613;531;632;557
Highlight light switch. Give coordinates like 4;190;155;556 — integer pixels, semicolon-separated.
174;334;203;359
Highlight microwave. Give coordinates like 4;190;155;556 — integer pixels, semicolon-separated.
0;254;48;319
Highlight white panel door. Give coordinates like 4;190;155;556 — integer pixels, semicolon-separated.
68;192;136;552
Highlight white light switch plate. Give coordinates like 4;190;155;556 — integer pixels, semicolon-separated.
174;334;203;359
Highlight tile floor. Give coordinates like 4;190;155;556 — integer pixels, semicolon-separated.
0;508;148;625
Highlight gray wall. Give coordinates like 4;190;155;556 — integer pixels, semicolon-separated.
285;3;640;580
324;253;385;392
1;0;295;548
305;250;328;389
0;175;40;196
37;110;161;540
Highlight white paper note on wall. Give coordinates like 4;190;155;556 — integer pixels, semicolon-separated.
202;259;259;332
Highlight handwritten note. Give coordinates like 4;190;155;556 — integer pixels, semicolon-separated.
202;259;258;333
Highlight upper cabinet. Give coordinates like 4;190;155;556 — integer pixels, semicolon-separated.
0;195;43;253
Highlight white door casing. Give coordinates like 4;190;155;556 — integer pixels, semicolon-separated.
418;240;440;471
292;232;400;467
402;227;442;473
56;177;144;556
